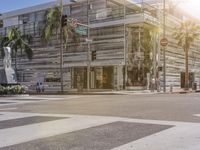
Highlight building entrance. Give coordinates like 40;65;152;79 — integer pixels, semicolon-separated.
91;66;114;89
72;66;114;90
102;67;114;89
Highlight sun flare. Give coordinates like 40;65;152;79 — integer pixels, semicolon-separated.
179;0;200;19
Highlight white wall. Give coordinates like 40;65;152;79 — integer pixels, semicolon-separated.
3;17;19;27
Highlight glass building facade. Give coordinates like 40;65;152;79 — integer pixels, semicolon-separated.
0;0;200;92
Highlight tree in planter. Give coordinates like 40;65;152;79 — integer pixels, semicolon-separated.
43;0;80;93
173;20;200;90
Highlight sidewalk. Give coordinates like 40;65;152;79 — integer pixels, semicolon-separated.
28;88;200;95
93;90;159;95
71;88;200;95
29;90;161;95
170;88;200;94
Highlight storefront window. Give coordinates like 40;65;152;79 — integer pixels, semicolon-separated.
72;68;87;89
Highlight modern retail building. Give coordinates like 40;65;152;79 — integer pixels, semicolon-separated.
0;0;200;92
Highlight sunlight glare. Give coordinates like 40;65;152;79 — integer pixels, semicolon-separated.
179;0;200;19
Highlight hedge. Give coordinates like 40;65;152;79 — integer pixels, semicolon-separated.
0;85;26;95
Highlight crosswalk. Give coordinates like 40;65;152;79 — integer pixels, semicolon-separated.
0;95;85;107
0;112;200;150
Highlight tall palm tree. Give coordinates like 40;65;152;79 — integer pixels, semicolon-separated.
7;27;33;72
173;20;200;90
43;0;79;93
0;27;33;84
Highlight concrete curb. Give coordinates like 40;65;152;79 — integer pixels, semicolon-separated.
27;90;200;96
29;92;126;96
29;91;161;96
170;90;200;94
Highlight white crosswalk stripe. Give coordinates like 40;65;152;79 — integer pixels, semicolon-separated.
0;112;200;149
0;95;86;107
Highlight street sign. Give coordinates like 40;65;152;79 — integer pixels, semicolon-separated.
85;38;93;43
160;38;168;47
75;26;87;36
71;19;78;28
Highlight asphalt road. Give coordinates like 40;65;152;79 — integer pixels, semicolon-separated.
0;93;200;150
1;93;200;123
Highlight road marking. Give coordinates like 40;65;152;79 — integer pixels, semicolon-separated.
0;95;90;107
0;112;118;148
0;112;200;149
0;100;35;107
0;107;17;111
111;125;200;150
194;114;200;117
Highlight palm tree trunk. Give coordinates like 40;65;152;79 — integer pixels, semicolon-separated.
14;50;17;77
185;47;189;90
15;52;17;70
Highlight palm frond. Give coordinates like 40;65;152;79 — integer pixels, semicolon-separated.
42;2;80;51
22;34;33;44
0;36;9;57
42;6;62;44
173;20;200;51
7;26;33;60
23;42;33;60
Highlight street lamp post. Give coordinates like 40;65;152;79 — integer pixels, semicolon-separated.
60;0;64;93
87;0;91;92
163;0;166;92
123;0;127;90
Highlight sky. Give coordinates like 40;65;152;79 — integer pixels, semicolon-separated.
0;0;199;19
0;0;55;13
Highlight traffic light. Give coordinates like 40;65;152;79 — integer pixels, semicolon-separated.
91;51;96;61
62;15;68;27
0;20;3;28
158;66;163;72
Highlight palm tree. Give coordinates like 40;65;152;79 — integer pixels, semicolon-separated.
173;20;200;90
7;27;33;71
0;27;33;82
0;36;9;57
43;0;79;93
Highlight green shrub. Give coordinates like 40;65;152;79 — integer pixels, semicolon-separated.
0;86;4;95
0;85;26;95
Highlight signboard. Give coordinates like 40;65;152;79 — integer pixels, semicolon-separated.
160;38;168;47
96;8;111;20
144;12;160;26
75;26;87;36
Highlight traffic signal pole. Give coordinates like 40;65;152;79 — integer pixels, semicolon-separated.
59;0;90;93
60;0;64;93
